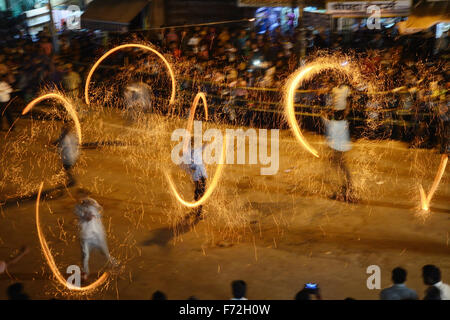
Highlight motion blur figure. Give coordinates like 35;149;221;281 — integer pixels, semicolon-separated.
55;124;79;186
323;84;356;202
438;93;449;155
179;137;208;222
0;246;29;275
75;198;117;281
123;82;153;123
0;73;14;131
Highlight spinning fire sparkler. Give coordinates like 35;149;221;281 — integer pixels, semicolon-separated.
284;59;447;212
84;43;177;106
35;182;109;291
22;93;82;144
165;92;226;208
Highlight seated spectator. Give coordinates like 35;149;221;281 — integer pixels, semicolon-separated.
231;280;247;300
422;265;450;300
380;267;418;300
151;290;167;300
7;283;30;300
294;289;310;300
424;286;441;300
295;284;322;300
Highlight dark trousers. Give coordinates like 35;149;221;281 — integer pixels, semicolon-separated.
0;101;14;131
193;177;206;216
330;149;352;193
63;163;76;187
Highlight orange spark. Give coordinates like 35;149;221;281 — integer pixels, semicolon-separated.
84;44;176;106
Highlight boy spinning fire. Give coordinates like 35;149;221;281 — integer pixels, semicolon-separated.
74;197;117;281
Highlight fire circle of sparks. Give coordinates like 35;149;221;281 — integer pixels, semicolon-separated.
36;182;109;291
284;60;356;158
22;93;82;144
84;43;177;106
23;94;108;291
165;92;226;208
284;59;448;213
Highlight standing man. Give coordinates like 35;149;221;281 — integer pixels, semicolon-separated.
75;198;117;281
0;73;14;131
55;124;79;186
323;84;356;202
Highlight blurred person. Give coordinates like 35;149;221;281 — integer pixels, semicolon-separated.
0;246;29;275
39;37;53;56
294;289;310;300
166;28;179;44
323;84;356;202
151;290;167;300
75;197;117;281
422;265;450;300
0;73;14;131
7;283;30;300
231;280;247;300
295;284;322;300
55;124;79;185
424;286;441;300
188;33;201;54
123;82;153;122
438;93;449;155
179;137;209;222
380;267;418;300
62;63;81;99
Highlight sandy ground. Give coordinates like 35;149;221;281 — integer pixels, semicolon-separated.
0;109;449;300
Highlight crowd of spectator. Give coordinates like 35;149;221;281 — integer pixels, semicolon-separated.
5;264;449;300
0;21;449;149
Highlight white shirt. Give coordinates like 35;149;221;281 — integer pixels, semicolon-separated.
0;81;12;102
59;132;79;166
434;281;450;300
332;85;350;111
180;146;208;182
325;119;351;152
75;201;106;242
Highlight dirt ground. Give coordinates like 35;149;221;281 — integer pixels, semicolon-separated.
0;110;449;300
